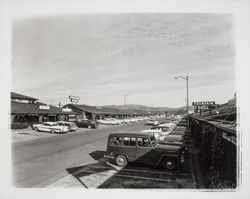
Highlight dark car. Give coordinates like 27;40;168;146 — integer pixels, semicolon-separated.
170;127;189;140
76;119;98;129
104;131;184;170
174;126;186;131
158;134;188;152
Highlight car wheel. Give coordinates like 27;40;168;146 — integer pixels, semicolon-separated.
164;159;176;170
115;155;127;167
51;130;56;134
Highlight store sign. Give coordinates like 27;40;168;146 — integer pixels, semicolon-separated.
192;101;215;106
69;95;80;104
39;105;50;110
62;107;72;112
192;101;216;113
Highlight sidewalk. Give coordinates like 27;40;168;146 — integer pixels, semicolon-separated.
188;139;205;189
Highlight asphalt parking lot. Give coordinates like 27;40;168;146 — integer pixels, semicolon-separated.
47;151;196;189
11;124;112;143
12;121;197;188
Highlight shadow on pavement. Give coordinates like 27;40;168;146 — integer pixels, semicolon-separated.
66;148;196;189
66;150;116;188
89;150;106;161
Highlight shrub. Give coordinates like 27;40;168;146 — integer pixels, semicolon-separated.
11;123;30;129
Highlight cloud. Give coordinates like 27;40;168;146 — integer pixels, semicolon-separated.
12;14;235;107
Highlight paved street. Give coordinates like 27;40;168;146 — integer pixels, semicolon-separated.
12;122;196;188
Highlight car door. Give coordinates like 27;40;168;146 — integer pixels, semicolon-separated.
81;120;88;127
121;137;137;162
40;123;50;132
136;137;154;163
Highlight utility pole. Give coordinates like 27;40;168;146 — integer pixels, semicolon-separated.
124;94;130;106
175;75;190;125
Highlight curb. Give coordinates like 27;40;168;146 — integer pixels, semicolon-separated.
191;147;205;188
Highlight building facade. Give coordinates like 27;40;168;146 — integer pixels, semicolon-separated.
11;92;77;125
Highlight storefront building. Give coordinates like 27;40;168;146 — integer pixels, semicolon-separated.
11;92;77;124
63;104;148;121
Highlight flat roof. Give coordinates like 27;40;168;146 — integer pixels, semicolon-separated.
108;131;154;137
65;104;148;115
11;92;38;101
11;102;76;115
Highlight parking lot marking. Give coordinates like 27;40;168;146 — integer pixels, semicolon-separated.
106;162;174;175
111;173;172;182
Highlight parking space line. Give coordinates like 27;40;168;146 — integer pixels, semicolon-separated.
106;162;174;175
76;170;172;183
112;173;172;182
73;163;174;177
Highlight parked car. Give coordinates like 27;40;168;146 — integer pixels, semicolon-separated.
174;126;186;131
104;131;184;170
56;121;78;131
76;119;98;129
151;126;171;133
33;122;70;133
121;119;130;124
99;118;120;125
145;119;159;126
141;129;163;140
158;134;187;152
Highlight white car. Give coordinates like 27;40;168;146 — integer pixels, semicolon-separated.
121;119;130;124
141;129;163;140
33;122;70;133
158;122;176;129
100;118;120;125
56;121;78;131
145;119;155;125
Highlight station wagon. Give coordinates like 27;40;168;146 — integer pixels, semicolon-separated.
105;131;184;170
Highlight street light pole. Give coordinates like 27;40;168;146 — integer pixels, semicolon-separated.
124;94;130;106
186;76;189;117
175;75;189;124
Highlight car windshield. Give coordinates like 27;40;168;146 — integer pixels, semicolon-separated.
150;136;157;147
45;123;56;126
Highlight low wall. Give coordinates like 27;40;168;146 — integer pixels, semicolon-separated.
190;116;237;189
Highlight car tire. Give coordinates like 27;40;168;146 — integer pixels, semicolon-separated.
51;130;55;134
115;155;127;167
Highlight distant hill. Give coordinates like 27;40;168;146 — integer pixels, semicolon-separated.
103;104;194;114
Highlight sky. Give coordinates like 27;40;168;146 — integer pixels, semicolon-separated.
12;14;235;107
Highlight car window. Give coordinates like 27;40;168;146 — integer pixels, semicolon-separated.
150;136;157;147
130;137;136;146
109;136;122;146
137;138;151;147
123;137;130;146
122;137;136;147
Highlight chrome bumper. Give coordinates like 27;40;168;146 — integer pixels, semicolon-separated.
104;155;115;159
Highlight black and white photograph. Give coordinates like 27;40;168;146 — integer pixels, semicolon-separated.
0;0;250;198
